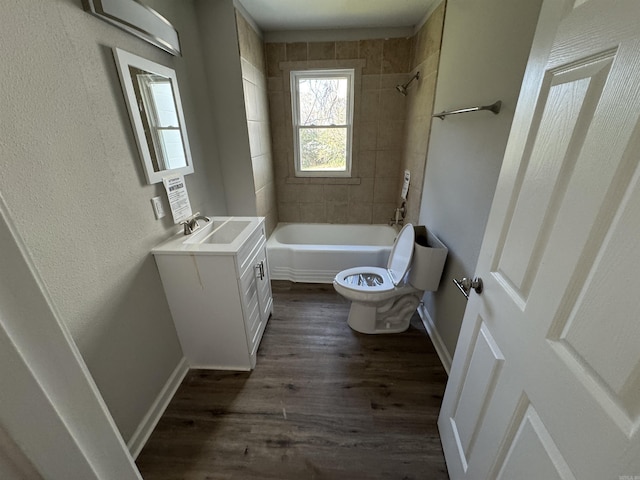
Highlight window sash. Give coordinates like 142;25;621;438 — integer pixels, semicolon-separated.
291;69;354;177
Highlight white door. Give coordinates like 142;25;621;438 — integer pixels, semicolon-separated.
438;0;640;479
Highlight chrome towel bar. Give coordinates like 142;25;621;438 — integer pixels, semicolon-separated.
432;100;502;120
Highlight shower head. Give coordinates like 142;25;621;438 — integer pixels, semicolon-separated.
395;71;420;96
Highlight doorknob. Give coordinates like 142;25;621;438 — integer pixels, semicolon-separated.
453;277;483;299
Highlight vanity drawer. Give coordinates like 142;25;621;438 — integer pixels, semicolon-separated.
237;221;265;273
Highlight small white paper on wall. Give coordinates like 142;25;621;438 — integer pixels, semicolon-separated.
163;175;192;224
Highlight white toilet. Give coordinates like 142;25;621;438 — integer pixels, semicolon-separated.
333;223;447;334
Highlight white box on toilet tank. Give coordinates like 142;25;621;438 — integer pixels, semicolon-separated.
408;227;448;291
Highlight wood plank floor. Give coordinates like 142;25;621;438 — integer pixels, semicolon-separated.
136;281;449;479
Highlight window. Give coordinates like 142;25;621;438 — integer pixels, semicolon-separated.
136;72;186;171
290;69;354;177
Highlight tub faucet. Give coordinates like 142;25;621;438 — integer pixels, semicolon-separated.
181;212;210;235
389;203;406;226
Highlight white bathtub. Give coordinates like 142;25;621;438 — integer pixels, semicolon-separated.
267;223;397;283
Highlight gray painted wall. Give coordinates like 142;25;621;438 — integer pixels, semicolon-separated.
195;0;259;217
419;0;544;360
1;0;226;440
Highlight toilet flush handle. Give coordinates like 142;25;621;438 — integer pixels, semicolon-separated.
453;277;483;299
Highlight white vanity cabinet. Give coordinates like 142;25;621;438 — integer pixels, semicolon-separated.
152;217;272;370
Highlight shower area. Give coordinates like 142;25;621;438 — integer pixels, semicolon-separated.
229;2;447;236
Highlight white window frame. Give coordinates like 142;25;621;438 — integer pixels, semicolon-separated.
290;69;355;177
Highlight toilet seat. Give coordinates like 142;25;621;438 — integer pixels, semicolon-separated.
333;224;415;300
335;266;395;293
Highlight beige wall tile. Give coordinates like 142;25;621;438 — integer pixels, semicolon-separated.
308;42;335;60
379;89;406;121
264;12;446;226
297;184;324;203
382;37;411;74
359;39;383;75
266;43;285;78
336;41;358;59
373;203;397;224
348;203;373;224
349;177;374;203
278;203;300;222
286;42;308;61
359;122;378;151
299;203;326;222
323;184;348;202
361;74;380;91
375;150;402;178
357;151;376;178
326;201;349;223
374;177;400;204
360;89;380;122
377;121;405;150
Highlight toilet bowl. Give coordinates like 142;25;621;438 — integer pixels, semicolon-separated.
334;223;425;334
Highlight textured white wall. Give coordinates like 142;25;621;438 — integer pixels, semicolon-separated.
419;0;543;360
0;0;226;440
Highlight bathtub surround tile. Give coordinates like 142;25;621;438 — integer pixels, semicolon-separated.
374;177;401;204
237;10;278;233
379;89;406;121
308;42;335;60
266;43;285;77
286;42;307;61
326;201;349;224
299;203;326;223
323;184;348;203
377;121;405;150
359;39;383;75
266;9;443;225
354;151;375;179
297;184;324;203
361;74;380;91
336;40;358;59
358;122;378;151
375;150;402;178
278;203;300;222
348;202;373;224
379;73;410;90
348;177;374;203
382;37;411;74
373;202;397;224
360;90;380;123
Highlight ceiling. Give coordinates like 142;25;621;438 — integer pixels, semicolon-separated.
236;0;439;32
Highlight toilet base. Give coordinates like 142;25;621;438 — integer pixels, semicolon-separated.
346;293;422;334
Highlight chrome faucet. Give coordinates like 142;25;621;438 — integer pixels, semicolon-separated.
389;203;407;226
180;212;210;235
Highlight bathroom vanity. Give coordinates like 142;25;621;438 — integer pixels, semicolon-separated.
152;217;272;370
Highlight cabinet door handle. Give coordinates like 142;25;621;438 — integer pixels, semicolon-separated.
255;262;264;280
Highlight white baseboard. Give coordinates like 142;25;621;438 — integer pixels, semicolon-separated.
127;356;189;459
418;304;452;375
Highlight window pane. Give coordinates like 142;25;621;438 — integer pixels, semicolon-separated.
298;77;347;126
157;129;186;169
299;127;347;171
149;81;179;128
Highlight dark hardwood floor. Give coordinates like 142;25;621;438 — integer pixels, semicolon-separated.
136;281;449;479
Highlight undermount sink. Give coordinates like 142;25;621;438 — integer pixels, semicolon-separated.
152;216;263;254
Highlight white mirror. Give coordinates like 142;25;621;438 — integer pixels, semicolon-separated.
113;48;194;184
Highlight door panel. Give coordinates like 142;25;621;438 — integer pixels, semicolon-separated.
438;0;640;479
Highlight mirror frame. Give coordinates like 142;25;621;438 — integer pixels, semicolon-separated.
113;48;194;184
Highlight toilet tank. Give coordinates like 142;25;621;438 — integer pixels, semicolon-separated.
408;226;448;291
